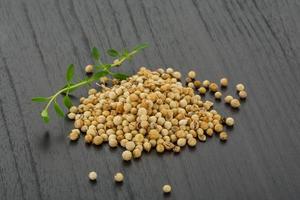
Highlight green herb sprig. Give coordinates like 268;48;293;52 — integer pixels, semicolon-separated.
32;43;148;123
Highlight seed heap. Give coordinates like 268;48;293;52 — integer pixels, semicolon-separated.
68;67;246;160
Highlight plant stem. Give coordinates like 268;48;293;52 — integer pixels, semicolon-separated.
43;49;139;111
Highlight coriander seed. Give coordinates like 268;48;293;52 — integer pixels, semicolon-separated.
198;87;207;94
122;150;132;161
225;117;234;126
88;171;97;181
114;172;124;182
214;92;222;99
209;83;218;92
219;132;228;141
230;99;240;108
162;184;172;193
224;95;233;104
188;70;196;79
85;64;93;73
236;83;245;91
69;132;79;141
239;90;247;99
220;78;228;87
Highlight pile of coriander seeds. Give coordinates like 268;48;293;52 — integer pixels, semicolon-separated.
68;67;247;161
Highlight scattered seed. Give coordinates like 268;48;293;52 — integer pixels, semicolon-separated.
220;78;228;87
236;83;245;91
219;132;228;141
88;171;97;181
163;184;172;193
114;172;124;182
224;95;233;104
230;99;240;108
239;90;247;99
214;92;222;99
85;64;93;73
188;71;196;79
226;117;235;126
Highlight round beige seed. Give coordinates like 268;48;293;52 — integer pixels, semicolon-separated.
162;184;172;193
133;148;142;158
188;70;196;79
187;138;197;147
125;141;135;151
224;95;233;104
69;132;79;141
85;64;93;73
114;172;124;182
198;87;207;94
230;99;240;108
122;150;132;161
93;136;103;145
239;91;247;99
88;171;97;181
220;78;228;87
214;92;222;99
109;139;118;148
226;117;235;126
236;83;245;91
177;138;186;147
220;132;228;141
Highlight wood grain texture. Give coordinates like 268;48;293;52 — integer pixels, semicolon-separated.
0;0;300;199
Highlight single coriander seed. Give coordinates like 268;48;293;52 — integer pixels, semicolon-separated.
202;80;210;88
225;117;235;126
122;150;132;161
194;80;201;88
209;83;218;92
198;87;207;95
219;132;228;141
236;83;245;91
188;70;196;79
69;132;79;141
230;99;240;108
85;64;93;73
214;92;222;99
220;78;228;87
114;172;124;182
162;184;172;193
224;95;233;104
239;90;247;99
88;171;97;181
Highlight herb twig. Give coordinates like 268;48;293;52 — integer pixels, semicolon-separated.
32;43;148;123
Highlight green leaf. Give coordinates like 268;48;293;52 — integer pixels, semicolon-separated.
107;49;119;57
92;70;109;80
92;47;100;61
66;64;74;82
133;43;149;51
112;73;129;80
63;95;72;109
54;101;65;117
41;110;49;123
32;97;49;102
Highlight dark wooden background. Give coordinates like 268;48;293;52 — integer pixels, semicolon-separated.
0;0;300;199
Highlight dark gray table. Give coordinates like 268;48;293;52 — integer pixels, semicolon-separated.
1;0;300;199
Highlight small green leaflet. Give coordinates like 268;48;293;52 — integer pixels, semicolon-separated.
54;101;65;117
112;73;129;80
133;43;148;51
41;110;49;123
66;64;74;82
32;97;49;102
92;47;100;61
63;95;72;108
92;70;109;80
107;49;119;57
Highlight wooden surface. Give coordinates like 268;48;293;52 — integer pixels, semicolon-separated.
0;0;300;199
